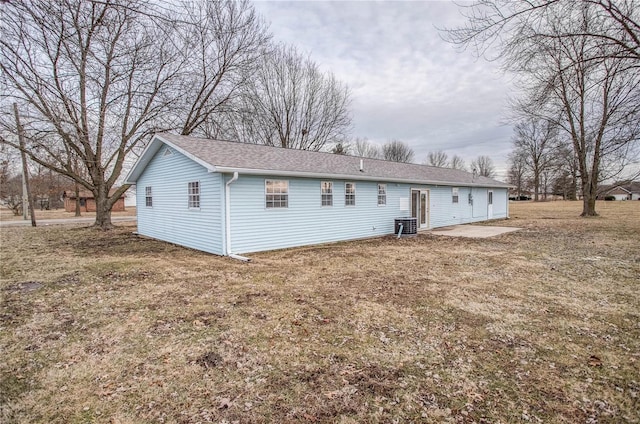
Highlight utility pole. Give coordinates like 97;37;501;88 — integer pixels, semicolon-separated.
13;103;36;227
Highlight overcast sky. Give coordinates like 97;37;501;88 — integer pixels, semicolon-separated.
252;0;515;180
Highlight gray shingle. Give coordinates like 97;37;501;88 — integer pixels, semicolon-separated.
157;133;510;188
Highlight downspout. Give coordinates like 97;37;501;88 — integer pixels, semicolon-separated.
225;172;250;262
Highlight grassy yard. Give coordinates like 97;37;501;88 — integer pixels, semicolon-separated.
1;201;638;423
0;207;136;222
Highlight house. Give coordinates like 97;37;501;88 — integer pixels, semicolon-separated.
598;182;640;201
125;134;512;256
62;189;126;212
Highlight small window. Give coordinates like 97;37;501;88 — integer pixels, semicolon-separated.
377;184;387;206
488;191;493;205
452;187;459;204
145;186;152;207
321;181;333;206
188;181;200;208
345;182;356;206
266;180;288;208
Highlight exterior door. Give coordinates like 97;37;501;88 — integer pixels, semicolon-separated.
411;189;429;229
487;190;493;219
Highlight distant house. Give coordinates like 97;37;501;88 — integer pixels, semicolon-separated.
63;189;126;212
598;182;640;201
125;134;512;256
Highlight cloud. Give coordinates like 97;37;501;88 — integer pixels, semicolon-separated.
253;0;514;178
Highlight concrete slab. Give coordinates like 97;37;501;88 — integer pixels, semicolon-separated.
430;225;521;238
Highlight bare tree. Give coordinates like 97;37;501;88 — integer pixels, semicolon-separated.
471;155;496;178
351;137;380;158
553;143;579;200
514;7;640;214
450;154;467;171
0;174;24;216
512;119;559;201
445;0;640;216
508;150;528;199
331;142;350;155
444;0;640;63
424;150;449;167
229;44;351;151
0;0;272;228
175;0;271;137
382;139;414;163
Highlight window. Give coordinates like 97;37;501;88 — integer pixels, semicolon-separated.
452;187;459;204
145;186;152;207
488;191;493;205
321;181;333;206
163;147;173;156
188;181;200;208
345;182;356;206
266;180;288;208
377;184;387;206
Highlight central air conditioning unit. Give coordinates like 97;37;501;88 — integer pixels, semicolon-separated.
394;217;417;236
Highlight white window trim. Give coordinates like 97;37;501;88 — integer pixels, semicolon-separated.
145;186;152;208
265;179;289;209
345;182;356;206
321;181;333;207
188;181;201;210
452;187;459;204
377;183;387;206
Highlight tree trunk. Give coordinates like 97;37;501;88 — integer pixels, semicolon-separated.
74;183;81;216
569;172;577;201
580;179;598;216
582;196;597;216
93;187;114;229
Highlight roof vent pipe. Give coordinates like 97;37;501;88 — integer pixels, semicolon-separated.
360;159;364;172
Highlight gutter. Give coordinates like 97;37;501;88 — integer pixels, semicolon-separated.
224;172;250;262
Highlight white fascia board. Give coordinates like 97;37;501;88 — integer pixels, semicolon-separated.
124;137;162;184
124;134;216;184
212;166;512;189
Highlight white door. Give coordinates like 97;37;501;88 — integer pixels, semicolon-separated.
411;189;429;229
487;190;493;219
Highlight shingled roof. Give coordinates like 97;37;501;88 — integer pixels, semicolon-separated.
126;133;510;188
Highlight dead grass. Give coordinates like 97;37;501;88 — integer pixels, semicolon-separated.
1;201;639;423
0;207;136;222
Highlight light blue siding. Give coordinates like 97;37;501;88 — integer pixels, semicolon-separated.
227;175;407;254
226;175;510;254
136;147;225;255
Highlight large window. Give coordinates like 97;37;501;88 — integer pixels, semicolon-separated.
188;181;200;208
321;181;333;206
452;187;459;204
266;180;288;208
345;182;356;206
145;186;152;207
378;184;387;206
